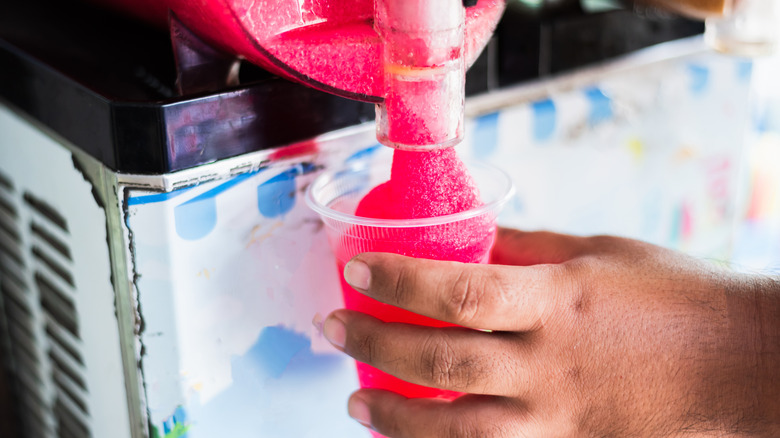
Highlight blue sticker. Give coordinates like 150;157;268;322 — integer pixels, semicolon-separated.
127;186;195;206
163;418;172;435
160;406;189;437
173;406;188;426
244;325;311;379
174;198;218;241
754;105;768;133
299;162;318;174
473;112;499;159
174;172;258;240
584;87;613;126
531;99;556;142
188;323;350;437
257;165;314;218
736;60;753;82
687;64;709;96
346;144;382;162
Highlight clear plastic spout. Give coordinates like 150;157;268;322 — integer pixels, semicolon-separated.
374;0;466;150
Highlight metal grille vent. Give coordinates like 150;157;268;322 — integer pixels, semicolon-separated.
25;192;91;438
0;172;50;438
0;172;92;438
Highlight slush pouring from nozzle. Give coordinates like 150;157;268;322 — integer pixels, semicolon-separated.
374;0;467;151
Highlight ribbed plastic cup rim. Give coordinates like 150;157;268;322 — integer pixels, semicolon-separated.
305;159;515;229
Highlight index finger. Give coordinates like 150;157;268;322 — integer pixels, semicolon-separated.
343;252;570;331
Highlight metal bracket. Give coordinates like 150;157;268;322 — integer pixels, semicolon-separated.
169;12;241;95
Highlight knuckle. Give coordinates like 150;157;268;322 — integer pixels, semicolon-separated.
442;270;483;324
559;261;593;318
585;234;617;250
484;422;518;438
443;415;509;438
352;330;380;365
444;419;480;438
419;334;459;388
417;334;479;390
390;263;417;306
528;264;574;327
563;364;585;388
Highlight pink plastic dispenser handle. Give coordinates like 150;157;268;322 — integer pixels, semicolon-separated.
86;0;506;102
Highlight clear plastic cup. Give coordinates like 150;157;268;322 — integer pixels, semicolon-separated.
705;0;780;56
306;158;514;407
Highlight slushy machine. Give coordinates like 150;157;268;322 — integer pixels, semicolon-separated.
0;0;754;437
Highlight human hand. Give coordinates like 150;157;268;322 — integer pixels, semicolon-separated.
321;228;780;437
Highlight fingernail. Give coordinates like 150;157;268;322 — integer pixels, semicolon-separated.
344;259;371;291
322;314;346;349
348;396;372;428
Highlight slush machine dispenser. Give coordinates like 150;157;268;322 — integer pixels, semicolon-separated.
0;0;746;437
91;0;506;150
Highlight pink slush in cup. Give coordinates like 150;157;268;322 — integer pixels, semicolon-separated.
306;157;514;403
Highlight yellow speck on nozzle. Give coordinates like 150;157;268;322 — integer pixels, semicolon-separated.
384;62;447;79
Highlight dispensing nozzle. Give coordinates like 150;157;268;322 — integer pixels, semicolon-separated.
374;0;466;151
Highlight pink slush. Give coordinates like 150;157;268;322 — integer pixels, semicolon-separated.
334;231;493;400
306;149;513;438
339;149;495;401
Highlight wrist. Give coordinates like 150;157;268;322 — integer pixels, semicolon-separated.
722;274;780;436
752;276;780;435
